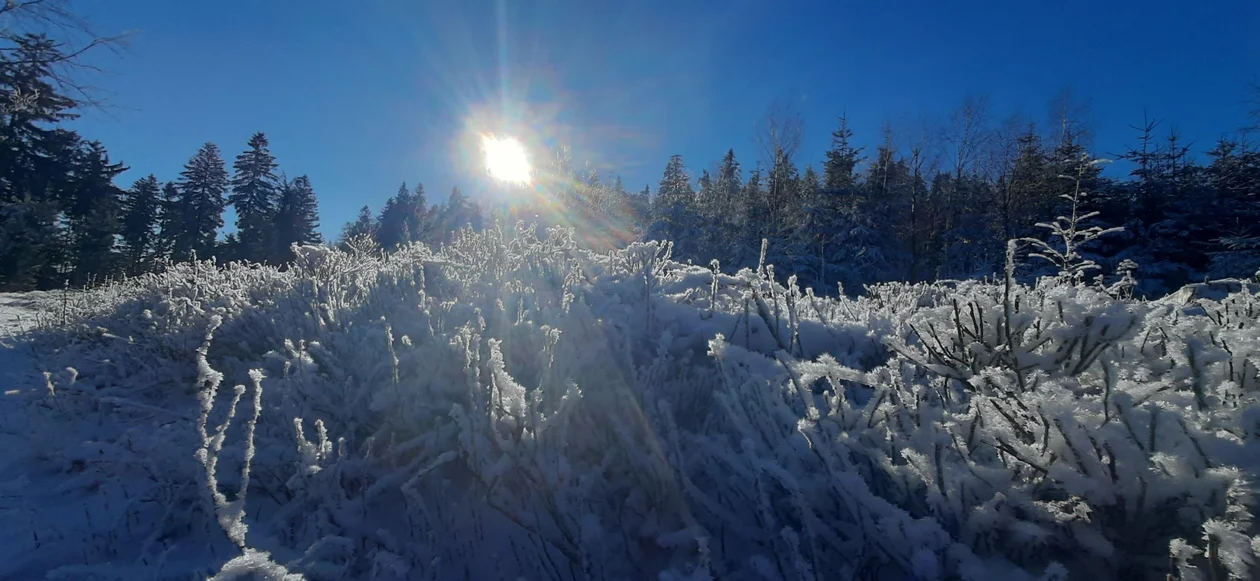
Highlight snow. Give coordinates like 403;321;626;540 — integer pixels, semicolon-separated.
2;227;1259;580
0;304;33;575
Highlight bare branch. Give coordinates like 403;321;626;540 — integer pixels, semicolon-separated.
0;0;129;109
754;99;804;167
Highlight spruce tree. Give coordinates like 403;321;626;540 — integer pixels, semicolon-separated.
407;183;430;244
376;183;413;251
340;205;375;245
1206;137;1260;276
739;169;765;261
0;35;81;289
65;141;126;285
650;155;698;255
274;175;321;262
695;170;714;216
229;132;279;262
155;181;181;261
764;148;801;250
715;150;742;215
630;185;652;232
120;174;161;274
712;150;743;251
173;143;229;261
1003;126;1050;241
436;186;470;243
823;115;864;193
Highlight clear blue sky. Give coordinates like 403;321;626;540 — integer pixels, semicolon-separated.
71;0;1259;238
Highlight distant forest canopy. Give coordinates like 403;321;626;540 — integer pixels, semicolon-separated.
1;12;1257;295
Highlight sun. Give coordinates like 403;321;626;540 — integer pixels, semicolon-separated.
482;135;532;185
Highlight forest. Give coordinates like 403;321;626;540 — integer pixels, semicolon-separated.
2;19;1258;297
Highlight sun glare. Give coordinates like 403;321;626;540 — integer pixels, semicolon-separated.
482;135;532;185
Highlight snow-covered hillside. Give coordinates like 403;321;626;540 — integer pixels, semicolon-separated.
4;226;1260;580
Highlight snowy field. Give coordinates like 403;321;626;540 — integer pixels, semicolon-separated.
2;227;1259;580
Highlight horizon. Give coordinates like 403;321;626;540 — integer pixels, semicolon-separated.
66;0;1260;239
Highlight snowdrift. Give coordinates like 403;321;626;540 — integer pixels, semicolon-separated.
6;226;1260;580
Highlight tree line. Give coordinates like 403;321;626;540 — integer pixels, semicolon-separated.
3;7;1256;297
0;34;322;291
443;95;1260;298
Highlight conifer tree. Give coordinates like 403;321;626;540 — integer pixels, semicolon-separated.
173;143;229;261
407;183;431;244
120;174;161;274
823;115;864;193
435;186;471;243
65;140;126;284
650;155;698;255
155;181;181;261
630;185;652;232
376;183;414;251
739;168;765;262
0;35;83;289
229;132;279;262
816;117;866;285
714;150;742;216
274;174;321;262
340;205;375;244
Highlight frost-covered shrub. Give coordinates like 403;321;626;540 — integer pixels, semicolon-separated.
13;225;1260;580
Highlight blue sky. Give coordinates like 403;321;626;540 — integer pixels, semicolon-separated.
72;0;1259;238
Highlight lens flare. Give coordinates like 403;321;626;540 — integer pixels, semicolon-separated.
482;135;532;184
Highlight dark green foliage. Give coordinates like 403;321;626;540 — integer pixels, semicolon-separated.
120;175;161;274
433;187;477;245
155;181;181;261
339;205;375;246
649;155;699;255
823;115;863;193
0;34;81;289
376;183;415;251
172;143;229;262
229;132;279;262
273;175;321;262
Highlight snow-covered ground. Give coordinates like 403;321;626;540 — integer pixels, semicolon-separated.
2;230;1259;580
0;294;42;576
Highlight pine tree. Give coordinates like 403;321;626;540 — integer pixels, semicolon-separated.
714;150;742;215
763;147;801;254
119;174;161;274
1002;125;1050;242
862;137;917;283
340;205;375;245
605;175;632;230
467;201;485;232
406;183;431;245
710;150;743;253
823;115;864;193
1119;115;1164;234
650;155;699;257
65;140;126;285
739;169;765;264
376;183;413;251
816;117;867;287
229;132;279;263
274;174;321;262
0;35;82;289
155;181;181;261
435;186;470;243
173;143;229;261
219;232;243;264
694;168;728;260
1203;124;1260;277
630;185;652;233
695;169;714;217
